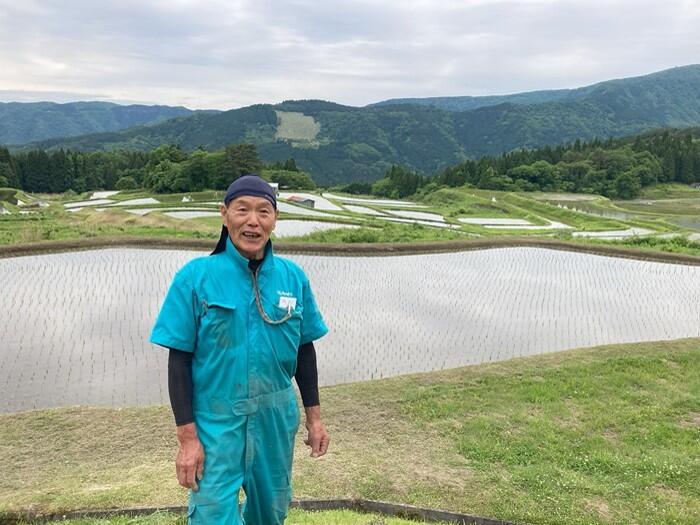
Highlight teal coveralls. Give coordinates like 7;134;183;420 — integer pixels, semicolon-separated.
150;238;328;524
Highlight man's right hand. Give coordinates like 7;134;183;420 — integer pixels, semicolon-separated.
176;423;205;491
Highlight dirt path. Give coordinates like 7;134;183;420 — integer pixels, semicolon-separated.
2;235;700;265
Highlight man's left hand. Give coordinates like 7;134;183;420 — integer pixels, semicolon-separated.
304;421;330;457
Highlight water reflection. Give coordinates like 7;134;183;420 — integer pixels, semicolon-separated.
670;217;700;231
1;248;698;413
549;200;637;220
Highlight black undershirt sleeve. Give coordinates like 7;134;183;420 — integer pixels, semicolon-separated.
295;341;320;407
168;349;194;426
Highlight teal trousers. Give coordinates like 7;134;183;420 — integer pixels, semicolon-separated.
187;387;300;525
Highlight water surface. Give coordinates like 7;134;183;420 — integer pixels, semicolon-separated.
1;247;698;413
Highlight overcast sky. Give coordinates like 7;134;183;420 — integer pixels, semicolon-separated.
0;0;698;110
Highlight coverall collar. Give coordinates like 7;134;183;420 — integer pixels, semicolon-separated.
224;235;274;274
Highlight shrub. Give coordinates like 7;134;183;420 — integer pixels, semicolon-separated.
115;176;138;190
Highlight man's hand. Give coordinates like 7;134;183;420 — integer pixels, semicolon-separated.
303;405;329;458
176;423;205;491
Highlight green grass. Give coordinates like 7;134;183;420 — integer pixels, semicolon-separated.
420;188;513;218
613;198;700;217
2;339;699;524
502;193;627;231
0;187;18;203
399;341;700;524
14;509;440;525
0;210;220;245
638;183;700;199
282;222;468;243
594;235;700;257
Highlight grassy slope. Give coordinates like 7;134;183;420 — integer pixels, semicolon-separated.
638;183;700;199
2;339;699;525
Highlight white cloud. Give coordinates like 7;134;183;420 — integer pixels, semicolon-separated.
0;0;697;109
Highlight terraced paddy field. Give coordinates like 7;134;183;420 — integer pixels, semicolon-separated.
2;184;700;255
1;247;699;413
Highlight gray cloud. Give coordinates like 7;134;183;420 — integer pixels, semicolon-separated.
0;0;697;109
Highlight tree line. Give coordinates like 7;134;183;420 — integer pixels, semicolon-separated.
0;144;315;194
339;129;700;200
1;128;699;200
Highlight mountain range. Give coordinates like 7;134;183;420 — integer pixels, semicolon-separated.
0;101;194;145
371;66;700;113
5;64;700;185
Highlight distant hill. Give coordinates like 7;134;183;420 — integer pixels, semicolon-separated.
369;89;576;112
369;65;700;113
18;65;700;185
0;101;197;144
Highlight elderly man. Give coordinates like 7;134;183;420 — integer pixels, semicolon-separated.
150;174;329;524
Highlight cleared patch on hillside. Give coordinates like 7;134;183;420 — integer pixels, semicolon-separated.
275;111;321;147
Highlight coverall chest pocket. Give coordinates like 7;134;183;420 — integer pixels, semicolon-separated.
268;304;303;369
199;300;237;353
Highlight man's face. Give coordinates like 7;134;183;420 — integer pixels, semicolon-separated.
221;195;278;260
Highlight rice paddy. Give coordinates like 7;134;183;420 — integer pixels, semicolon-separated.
273;220;361;237
322;193;428;207
1;247;698;413
64;199;116;208
385;210;446;222
277;201;346;218
572;227;654;238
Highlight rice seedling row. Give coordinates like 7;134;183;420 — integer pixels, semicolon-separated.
1;247;699;413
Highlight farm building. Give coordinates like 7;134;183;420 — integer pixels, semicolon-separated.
287;195;315;208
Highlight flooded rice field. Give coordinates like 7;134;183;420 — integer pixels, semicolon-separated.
670;216;700;231
342;204;386;216
376;216;462;229
1;247;699;413
276;202;345;218
322;193;427;207
386;209;446;222
162;210;221;219
572;227;653;239
272;220;360;237
459;217;572;230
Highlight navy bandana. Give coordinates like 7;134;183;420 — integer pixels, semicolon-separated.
224;174;276;209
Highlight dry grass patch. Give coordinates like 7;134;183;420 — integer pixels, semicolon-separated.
678;411;700;428
583;499;611;522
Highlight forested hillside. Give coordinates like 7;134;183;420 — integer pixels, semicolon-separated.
1;127;698;202
0;101;195;145
356;128;700;200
